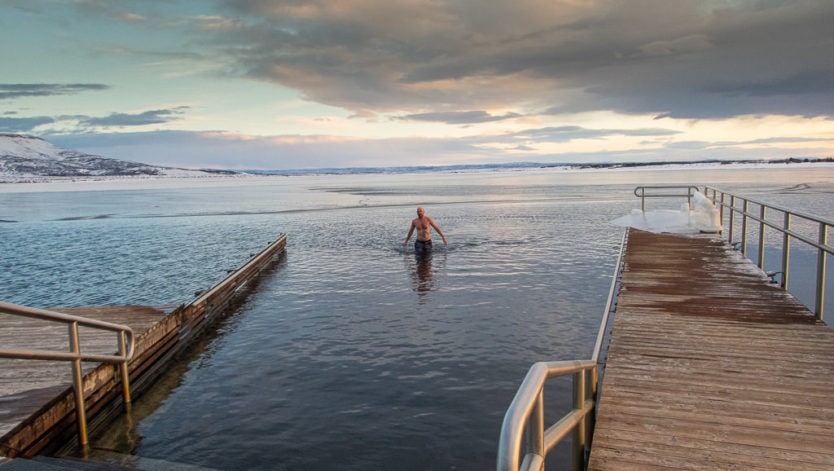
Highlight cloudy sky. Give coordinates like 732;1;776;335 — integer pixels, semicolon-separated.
2;0;833;170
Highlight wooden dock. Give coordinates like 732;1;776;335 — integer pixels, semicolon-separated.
0;233;287;459
0;305;171;439
588;228;834;470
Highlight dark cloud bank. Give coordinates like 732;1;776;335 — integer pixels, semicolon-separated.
211;0;834;119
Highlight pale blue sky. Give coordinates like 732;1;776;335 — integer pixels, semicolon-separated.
2;0;833;170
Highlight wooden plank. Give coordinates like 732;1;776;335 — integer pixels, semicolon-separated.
588;228;834;470
597;411;834;454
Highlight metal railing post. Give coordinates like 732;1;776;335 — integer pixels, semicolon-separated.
816;223;828;321
782;213;791;290
588;367;598;445
728;195;735;244
741;199;749;256
118;331;132;404
758;205;767;269
529;392;545;466
572;371;586;471
68;321;89;448
719;192;725;230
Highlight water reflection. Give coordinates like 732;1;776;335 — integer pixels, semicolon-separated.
405;250;447;301
415;253;433;295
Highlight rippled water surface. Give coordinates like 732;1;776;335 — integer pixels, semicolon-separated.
1;166;832;470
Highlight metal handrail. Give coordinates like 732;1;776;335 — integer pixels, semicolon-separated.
0;301;135;448
702;186;832;320
633;185;700;212
497;229;627;471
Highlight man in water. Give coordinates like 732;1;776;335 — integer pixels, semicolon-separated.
403;206;447;254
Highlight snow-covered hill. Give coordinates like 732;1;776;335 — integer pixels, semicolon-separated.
0;134;236;180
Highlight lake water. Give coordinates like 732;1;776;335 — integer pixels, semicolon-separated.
1;165;832;470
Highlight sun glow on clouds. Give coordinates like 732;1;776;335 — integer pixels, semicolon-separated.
665;115;834;152
190;15;245;31
201;131;359;146
473;112;834;159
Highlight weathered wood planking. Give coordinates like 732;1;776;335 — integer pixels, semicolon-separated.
0;233;287;458
0;305;170;438
588;228;834;470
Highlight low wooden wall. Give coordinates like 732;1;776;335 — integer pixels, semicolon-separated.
0;233;287;458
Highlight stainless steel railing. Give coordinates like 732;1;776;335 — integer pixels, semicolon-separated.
497;229;627;471
703;186;832;321
633;185;700;212
0;301;135;448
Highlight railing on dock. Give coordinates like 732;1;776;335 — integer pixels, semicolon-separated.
703;187;832;321
496;230;626;471
498;185;832;470
0;302;135;449
630;185;831;320
633;185;700;212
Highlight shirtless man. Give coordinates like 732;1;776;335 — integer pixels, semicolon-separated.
403;206;447;254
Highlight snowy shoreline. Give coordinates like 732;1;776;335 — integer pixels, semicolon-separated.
2;159;833;185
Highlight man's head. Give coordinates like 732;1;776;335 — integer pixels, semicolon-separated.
416;207;425;218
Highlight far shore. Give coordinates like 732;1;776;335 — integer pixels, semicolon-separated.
1;159;832;193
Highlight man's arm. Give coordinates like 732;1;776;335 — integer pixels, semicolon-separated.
403;222;416;246
429;218;448;245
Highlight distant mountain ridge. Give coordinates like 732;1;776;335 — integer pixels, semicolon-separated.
1;134;831;180
0;134;236;179
245;157;833;176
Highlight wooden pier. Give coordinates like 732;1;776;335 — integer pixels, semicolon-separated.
0;305;170;439
0;234;287;459
588;228;834;470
